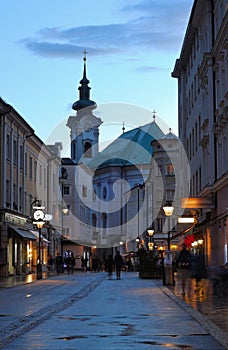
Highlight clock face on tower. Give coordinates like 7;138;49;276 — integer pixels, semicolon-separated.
33;209;45;221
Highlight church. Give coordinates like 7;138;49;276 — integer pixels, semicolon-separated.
60;54;185;266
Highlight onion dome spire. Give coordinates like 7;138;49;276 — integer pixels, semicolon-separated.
72;50;97;111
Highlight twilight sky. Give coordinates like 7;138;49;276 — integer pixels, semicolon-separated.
0;0;193;155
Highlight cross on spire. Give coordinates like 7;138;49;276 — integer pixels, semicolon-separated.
152;110;156;122
83;50;88;62
122;121;125;133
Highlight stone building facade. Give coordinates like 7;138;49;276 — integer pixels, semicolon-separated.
172;0;228;265
0;97;62;277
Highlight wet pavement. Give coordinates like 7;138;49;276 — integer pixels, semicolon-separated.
169;272;228;336
0;271;227;349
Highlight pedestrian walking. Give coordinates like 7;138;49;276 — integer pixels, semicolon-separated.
106;254;114;279
55;252;63;274
176;244;192;296
64;250;74;274
47;255;54;273
70;254;75;274
114;251;123;280
191;253;207;292
81;256;88;272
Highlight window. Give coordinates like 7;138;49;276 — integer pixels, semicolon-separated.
6;180;10;205
19;187;22;211
92;213;97;227
29;156;33;179
6;135;10;160
195;122;198;151
44;168;47;187
156;218;163;232
13;184;16;207
24;192;27;213
192;129;195;156
82;185;87;197
166;164;174;176
84;141;92;157
63;227;70;239
19;145;23;169
92;188;96;201
103;187;107;199
155;190;163;202
34;161;37;182
25;153;27;175
39;165;42;184
166;190;175;201
63;186;70;195
52;173;56;191
72;140;76;159
13;139;17;165
29;194;33;213
102;212;107;228
157;164;163;176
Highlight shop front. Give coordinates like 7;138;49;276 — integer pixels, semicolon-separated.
0;211;43;277
8;226;37;275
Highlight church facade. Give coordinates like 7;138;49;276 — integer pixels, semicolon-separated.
61;54;188;263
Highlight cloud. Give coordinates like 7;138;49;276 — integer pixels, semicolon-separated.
21;0;192;59
21;40;119;58
134;65;167;73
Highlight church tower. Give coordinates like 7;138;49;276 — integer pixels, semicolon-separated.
67;52;102;164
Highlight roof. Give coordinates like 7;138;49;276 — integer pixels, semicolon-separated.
160;130;178;140
88;121;164;170
62;158;75;165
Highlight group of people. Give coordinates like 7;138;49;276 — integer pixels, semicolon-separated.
176;244;207;295
48;250;125;279
49;250;75;274
105;251;123;280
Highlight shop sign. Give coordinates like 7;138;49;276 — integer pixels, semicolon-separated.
5;213;27;226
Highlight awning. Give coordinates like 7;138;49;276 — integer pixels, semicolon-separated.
9;226;37;241
170;224;194;241
30;230;50;244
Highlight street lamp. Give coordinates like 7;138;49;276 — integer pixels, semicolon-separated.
162;202;174;286
61;207;69;258
33;215;45;280
163;201;174;250
136;236;140;250
147;229;154;251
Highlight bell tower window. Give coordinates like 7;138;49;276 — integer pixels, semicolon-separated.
84;141;92;157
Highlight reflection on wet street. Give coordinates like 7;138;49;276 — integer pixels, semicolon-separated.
170;272;228;335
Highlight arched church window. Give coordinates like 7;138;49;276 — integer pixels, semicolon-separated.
92;213;97;227
102;212;107;228
84;141;92;157
71;141;76;159
92;188;96;201
103;186;107;199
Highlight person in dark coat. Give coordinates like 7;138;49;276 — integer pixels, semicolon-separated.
191;253;207;291
106;255;114;279
55;252;63;274
176;244;192;295
114;251;123;280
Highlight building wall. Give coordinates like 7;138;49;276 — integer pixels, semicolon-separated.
172;0;228;265
0;98;62;277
